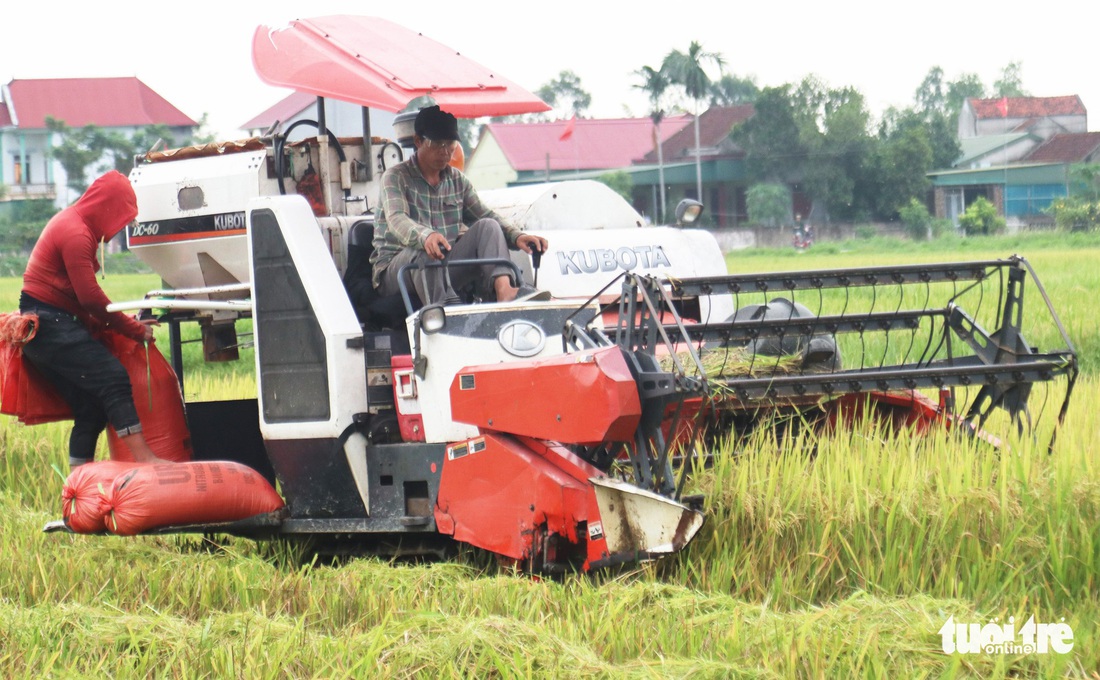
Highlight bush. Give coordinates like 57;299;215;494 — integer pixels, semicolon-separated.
957;197;1005;235
1047;198;1100;232
855;225;877;240
746;183;792;228
898;198;932;240
0;199;56;252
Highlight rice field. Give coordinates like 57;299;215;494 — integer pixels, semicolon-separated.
1;234;1098;678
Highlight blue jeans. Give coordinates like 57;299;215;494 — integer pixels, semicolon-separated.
18;293;142;463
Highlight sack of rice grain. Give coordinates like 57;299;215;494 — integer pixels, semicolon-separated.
101;332;193;463
105;461;284;536
62;460;142;533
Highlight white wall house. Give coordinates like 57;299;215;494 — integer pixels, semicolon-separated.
0;77;196;208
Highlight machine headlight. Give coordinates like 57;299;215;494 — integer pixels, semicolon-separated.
674;198;704;227
420;304;447;333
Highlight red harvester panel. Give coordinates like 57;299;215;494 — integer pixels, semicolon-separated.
434;433;608;568
449;347;641;445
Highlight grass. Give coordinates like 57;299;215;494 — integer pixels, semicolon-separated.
1;233;1098;677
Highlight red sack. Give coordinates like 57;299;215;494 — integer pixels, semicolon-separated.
105;461;285;536
62;460;142;533
1;312;64;423
101;332;193;463
0;313;73;424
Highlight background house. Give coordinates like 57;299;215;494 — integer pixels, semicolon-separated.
466;106;757;227
0;77;197;208
464;115;692;191
241;91;397;141
932;96;1094;226
958;95;1087;140
630;105;757;227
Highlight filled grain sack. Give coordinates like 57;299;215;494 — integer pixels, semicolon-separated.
101;332;193;463
105;461;284;535
62;460;141;533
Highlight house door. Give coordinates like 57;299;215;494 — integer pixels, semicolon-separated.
945;188;964;227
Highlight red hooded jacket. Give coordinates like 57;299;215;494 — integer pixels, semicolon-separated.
22;170;146;341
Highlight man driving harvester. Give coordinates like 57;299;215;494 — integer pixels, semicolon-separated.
370;105;548;305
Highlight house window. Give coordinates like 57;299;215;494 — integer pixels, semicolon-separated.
1005;184;1066;217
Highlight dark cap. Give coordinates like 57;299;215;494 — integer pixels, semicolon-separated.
414;105;459;141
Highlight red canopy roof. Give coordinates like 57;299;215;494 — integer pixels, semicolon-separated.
252;16;550;118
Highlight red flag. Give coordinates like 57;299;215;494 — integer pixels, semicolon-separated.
559;116;576;141
996;97;1009;117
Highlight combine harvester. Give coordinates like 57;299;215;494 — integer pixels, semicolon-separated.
55;16;1076;572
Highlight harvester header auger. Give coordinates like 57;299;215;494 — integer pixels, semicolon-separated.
565;256;1077;475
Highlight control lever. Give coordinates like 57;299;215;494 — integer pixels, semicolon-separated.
440;252;463;306
531;245;543;288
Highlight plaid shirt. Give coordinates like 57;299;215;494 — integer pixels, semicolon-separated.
370;154;522;286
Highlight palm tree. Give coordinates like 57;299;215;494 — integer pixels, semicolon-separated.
662;42;726;204
633;65;670;223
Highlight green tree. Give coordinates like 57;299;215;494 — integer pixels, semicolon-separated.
47;117;188;193
709;73;758;105
745;182;792;227
946;73;986;119
796;80;874;220
958;196;1005;235
662;41;726;200
909;67;965;168
993;61;1029;97
732;85;804;183
536;70;592;120
869;111;935;219
596;170;633;203
914;67;948;115
633;65;672;222
190;113;219;145
46;117;113;194
0;199;56;251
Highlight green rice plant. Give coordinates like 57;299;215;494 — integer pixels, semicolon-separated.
0;240;1098;677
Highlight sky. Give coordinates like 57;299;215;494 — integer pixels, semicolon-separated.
2;1;1096;139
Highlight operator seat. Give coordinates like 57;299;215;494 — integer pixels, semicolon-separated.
343;219;419;330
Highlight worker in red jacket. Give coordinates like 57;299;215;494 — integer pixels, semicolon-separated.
19;170;170;468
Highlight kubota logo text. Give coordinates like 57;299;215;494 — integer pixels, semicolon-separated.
938;616;1073;655
557;245;671;275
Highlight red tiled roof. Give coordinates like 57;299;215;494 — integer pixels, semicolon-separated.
484;115;692;172
1023;132;1100;163
639;105;755;163
240;91;315;131
0;103;12;127
5;77;197;129
969;95;1086;120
